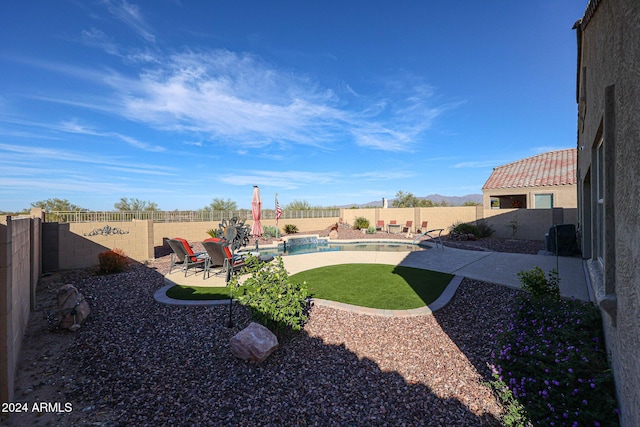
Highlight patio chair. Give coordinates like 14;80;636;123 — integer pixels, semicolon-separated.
417;221;428;233
168;238;207;276
202;238;246;281
402;221;413;233
376;220;385;231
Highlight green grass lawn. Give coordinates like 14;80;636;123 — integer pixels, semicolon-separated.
291;264;453;310
165;263;453;310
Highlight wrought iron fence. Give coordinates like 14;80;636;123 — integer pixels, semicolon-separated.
45;209;341;223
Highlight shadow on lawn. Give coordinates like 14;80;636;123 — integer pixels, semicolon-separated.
21;261;503;426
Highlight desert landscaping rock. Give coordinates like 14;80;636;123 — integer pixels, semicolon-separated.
6;232;537;426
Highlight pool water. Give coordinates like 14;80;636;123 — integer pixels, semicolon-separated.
259;241;428;257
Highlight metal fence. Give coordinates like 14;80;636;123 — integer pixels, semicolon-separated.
45;209;341;223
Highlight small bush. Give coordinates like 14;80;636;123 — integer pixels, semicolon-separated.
262;225;279;239
97;248;129;275
353;216;370;230
517;266;560;300
449;221;480;237
476;220;495;238
366;225;377;234
283;224;299;234
231;255;310;335
206;228;219;238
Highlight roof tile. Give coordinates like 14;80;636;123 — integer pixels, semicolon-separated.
482;149;577;190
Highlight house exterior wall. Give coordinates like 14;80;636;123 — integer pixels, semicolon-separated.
576;0;640;425
482;184;577;210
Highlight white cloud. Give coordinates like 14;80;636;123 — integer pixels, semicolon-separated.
104;0;156;43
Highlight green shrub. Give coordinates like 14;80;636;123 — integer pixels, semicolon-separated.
449;221;480;237
206;228;219;238
97;248;129;275
230;255;310;335
262;225;279;239
366;225;377;234
353;216;370;230
517;266;560;300
476;220;495;238
283;224;299;234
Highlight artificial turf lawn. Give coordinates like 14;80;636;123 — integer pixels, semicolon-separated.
166;285;236;300
166;264;453;310
290;264;453;310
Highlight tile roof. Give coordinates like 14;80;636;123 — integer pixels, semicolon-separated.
482;149;577;190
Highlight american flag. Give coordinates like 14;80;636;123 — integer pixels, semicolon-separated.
275;197;282;221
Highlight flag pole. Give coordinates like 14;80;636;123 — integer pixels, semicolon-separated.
275;193;279;240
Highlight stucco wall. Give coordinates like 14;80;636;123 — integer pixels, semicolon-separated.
576;0;640;424
58;220;154;270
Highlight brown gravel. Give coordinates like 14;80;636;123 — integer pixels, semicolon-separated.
6;228;535;426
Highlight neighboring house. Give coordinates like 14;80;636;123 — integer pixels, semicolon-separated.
481;149;577;210
575;0;640;426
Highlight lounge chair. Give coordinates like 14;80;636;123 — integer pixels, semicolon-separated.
168;238;207;276
402;221;413;233
202;238;275;281
376;220;385;232
202;238;245;281
417;221;428;233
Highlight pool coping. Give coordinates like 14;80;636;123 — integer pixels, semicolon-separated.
153;274;464;317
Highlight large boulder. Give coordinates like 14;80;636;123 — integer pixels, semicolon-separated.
230;322;278;363
56;284;90;331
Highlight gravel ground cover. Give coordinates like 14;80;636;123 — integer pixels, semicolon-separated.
7;229;535;426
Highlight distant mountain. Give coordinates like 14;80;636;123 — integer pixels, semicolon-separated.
340;194;483;208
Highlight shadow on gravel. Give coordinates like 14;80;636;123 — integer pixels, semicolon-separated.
9;261;503;426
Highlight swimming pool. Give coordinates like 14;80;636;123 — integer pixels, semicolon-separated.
258;241;428;257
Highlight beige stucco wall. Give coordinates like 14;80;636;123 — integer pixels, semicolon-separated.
482;184;577;209
59;220;154;270
576;0;640;424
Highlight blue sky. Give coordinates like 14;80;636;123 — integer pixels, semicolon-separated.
0;0;586;211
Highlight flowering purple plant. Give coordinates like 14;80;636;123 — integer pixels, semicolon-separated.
490;293;619;426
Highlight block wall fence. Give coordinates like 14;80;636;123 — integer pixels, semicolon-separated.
0;214;42;407
41;206;577;270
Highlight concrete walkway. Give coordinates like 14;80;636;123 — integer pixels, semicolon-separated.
156;244;590;313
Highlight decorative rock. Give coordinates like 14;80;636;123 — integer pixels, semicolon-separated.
230;322;278;363
56;284;90;331
328;230;338;239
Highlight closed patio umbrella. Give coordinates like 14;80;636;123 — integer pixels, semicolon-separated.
251;185;262;249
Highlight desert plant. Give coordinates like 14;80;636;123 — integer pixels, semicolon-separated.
206;228;219;238
262;225;279;239
97;248;129;275
507;217;519;239
231;255;310;334
475;220;495;238
517;266;560;300
366;225;377;234
449;221;480;237
283;224;299;234
353;216;370;230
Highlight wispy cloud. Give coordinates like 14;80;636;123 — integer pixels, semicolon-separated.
104;0;156;43
58;119;166;152
218;170;341;189
0;142;169;172
15;48;456;154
